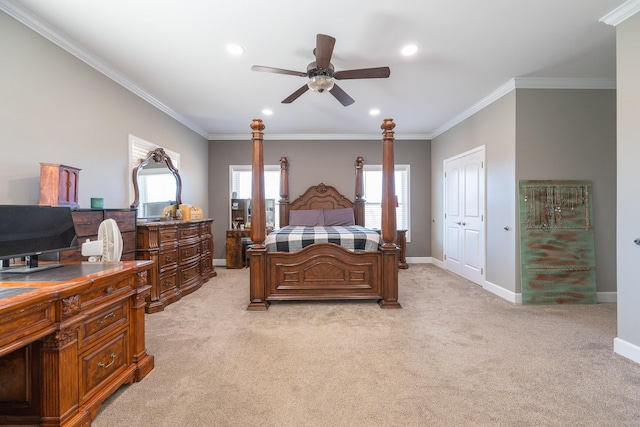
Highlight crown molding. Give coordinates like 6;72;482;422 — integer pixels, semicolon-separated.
207;133;431;141
600;0;640;26
0;0;209;138
431;77;616;138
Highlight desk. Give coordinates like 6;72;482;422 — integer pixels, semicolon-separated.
0;261;154;427
226;229;251;269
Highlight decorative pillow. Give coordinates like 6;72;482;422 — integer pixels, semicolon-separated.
323;208;355;226
289;209;324;226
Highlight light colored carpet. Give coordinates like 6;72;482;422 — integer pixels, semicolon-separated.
94;265;640;426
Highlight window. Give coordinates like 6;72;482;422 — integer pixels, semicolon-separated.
229;165;281;228
363;165;410;241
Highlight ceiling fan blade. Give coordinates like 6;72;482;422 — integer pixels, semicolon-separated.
329;84;355;106
334;67;391;80
282;85;310;104
251;65;306;77
315;34;336;69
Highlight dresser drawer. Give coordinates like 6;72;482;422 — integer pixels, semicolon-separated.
104;210;136;233
121;231;136;254
179;242;201;264
159;248;178;270
79;300;129;349
200;222;212;235
201;237;211;254
178;224;199;241
160;227;178;244
72;211;103;237
159;272;177;293
79;330;130;404
179;261;201;288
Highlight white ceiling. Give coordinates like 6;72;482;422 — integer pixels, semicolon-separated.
1;0;631;140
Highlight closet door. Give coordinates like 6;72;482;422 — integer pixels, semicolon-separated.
444;147;485;285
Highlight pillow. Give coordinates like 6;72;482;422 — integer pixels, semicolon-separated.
289;209;324;226
323;208;355;226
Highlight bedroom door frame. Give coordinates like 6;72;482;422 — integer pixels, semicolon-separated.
443;146;486;285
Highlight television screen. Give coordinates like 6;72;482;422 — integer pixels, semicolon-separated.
0;205;78;260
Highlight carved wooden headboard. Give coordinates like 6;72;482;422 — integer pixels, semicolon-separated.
278;157;365;227
289;183;355;211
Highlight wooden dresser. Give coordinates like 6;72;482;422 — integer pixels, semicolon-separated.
61;209;137;262
136;219;215;313
0;261;154;427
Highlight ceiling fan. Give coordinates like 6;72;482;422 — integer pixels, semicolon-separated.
251;34;390;106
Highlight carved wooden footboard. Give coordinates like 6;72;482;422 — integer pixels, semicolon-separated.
267;243;382;300
247;118;401;310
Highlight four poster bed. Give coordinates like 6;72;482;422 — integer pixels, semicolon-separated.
246;118;401;310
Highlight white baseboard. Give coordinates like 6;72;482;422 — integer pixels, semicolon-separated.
213;258;226;267
483;280;520;303
406;256;432;265
614;337;640;365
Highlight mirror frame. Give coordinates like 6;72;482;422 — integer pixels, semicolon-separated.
130;147;182;210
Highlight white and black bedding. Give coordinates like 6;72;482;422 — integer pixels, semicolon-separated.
265;225;382;253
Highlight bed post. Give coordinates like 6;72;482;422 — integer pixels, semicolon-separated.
247;118;269;311
354;156;365;226
379;118;402;309
279;156;290;227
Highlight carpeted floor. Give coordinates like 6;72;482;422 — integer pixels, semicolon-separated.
94;264;640;426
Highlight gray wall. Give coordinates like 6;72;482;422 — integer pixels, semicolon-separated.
432;88;616;296
208;138;431;261
431;92;518;292
515;89;617;293
0;11;209;212
615;12;640;356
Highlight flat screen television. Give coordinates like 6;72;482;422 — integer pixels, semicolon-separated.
0;205;78;274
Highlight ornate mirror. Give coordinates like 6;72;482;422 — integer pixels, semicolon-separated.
130;148;182;218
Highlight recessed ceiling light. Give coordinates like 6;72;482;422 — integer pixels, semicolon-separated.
401;44;418;56
226;43;245;55
262;109;273;116
369;109;381;116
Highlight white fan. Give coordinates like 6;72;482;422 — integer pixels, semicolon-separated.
81;218;123;262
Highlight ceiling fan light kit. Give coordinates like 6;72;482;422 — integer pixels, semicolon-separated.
308;75;334;93
251;34;390;106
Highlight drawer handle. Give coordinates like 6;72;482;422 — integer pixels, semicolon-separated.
98;353;117;369
165;255;173;262
97;312;116;325
164;280;172;288
104;287;113;295
183;272;189;279
76;221;94;226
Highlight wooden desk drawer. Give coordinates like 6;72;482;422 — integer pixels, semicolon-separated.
76;274;132;313
80;330;130;404
79;300;129;348
104;210;136;233
0;299;55;351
